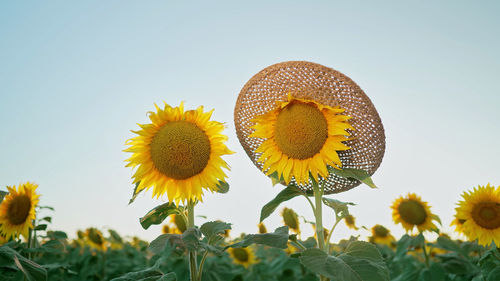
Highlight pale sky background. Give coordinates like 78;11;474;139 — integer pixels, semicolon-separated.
1;1;499;242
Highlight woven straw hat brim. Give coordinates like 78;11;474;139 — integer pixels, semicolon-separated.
234;61;385;194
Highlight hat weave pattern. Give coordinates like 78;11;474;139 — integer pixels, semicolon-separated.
234;61;385;194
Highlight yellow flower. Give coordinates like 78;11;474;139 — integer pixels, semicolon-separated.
125;102;233;203
85;227;107;251
0;182;39;239
368;224;395;247
450;217;467;236
281;207;300;234
391;193;439;233
454;184;500;246
234;61;386;194
257;222;267;234
344;214;358;230
249;94;352;185
228;247;257;268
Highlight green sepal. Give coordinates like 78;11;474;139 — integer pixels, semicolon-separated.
128;181;144;205
215;180;230;194
0;190;8;203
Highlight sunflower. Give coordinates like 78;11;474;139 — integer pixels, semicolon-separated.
281;207;300;234
85;227;107;251
228;247;257;268
391;193;439;233
125;102;233;203
162;224;171;234
0;182;39;239
450;217;467;236
454;184;500;246
344;214;358;230
257;222;267;234
249;94;352;185
368;224;395;247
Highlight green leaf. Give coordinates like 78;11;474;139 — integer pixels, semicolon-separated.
395;234;424;258
109;229;123;243
487;268;500;281
181;228;202;252
215;181;229;194
38;205;55;211
110;268;177;281
140;202;182;230
149;234;183;255
260;185;304;222
327;167;377;189
226;226;289;249
300;241;389;281
322;198;355;218
34;224;47;231
0;245;47;281
128;181;143;205
419;263;445;281
200;221;231;242
40;216;52;223
0;190;8;203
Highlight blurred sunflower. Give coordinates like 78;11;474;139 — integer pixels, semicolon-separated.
391;193;439;233
249;94;352;185
0;234;8;245
0;182;39;239
167;214;187;234
454;184;500;246
368;225;395;247
450;217;467;236
85;227;107;251
344;214;358;230
257;222;267;234
228;247;257;268
162;224;171;234
281;207;300;234
125;102;233;203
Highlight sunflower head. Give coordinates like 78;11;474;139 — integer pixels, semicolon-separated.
369;224;395;247
257;222;267;234
125;102;233;203
228;247;257;268
281;207;300;233
0;182;39;239
234;61;385;194
391;193;439;233
454;184;500;246
85;227;107;251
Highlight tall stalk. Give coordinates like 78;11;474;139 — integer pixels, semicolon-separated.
311;179;329;281
187;201;198;281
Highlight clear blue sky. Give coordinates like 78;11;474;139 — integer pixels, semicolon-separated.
1;1;499;241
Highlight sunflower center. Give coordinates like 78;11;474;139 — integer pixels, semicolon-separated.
150;121;211;180
398;200;427;225
88;230;104;245
472;202;500;230
232;248;249;262
274;102;328;160
7;195;31;225
374;225;389;237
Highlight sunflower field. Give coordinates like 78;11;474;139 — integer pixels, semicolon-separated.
1;61;500;281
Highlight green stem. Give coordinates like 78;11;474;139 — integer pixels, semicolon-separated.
187;200;198;281
325;216;341;254
312;179;325;252
311;179;329;281
101;251;106;281
421;233;430;268
291;240;307;251
27;228;33;260
197;251;209;281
